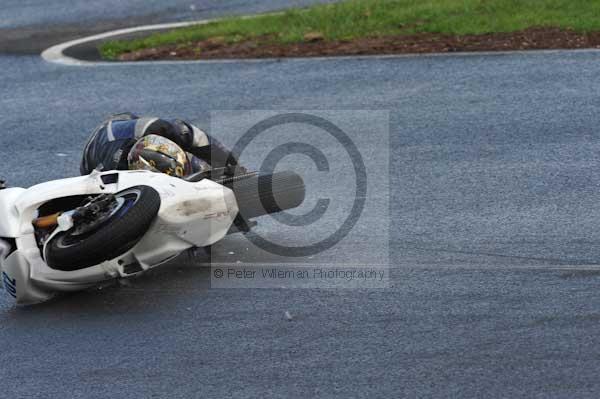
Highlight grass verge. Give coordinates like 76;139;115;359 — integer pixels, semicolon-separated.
100;0;600;60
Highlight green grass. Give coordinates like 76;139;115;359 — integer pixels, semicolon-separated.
100;0;600;59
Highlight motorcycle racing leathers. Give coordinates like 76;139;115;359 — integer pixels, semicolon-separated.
80;112;239;175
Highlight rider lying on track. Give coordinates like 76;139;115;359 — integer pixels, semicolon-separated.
0;114;245;266
80;112;242;178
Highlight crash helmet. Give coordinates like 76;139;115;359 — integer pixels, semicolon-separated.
127;134;192;177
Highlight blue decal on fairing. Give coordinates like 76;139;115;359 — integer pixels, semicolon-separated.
2;272;16;298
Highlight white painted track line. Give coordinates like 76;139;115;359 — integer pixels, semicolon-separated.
41;15;600;67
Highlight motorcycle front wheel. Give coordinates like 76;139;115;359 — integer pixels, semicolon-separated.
45;185;161;271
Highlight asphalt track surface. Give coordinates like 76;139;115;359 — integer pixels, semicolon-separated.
0;0;338;53
3;3;600;399
3;0;343;29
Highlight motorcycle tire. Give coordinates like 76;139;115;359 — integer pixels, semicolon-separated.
45;185;161;271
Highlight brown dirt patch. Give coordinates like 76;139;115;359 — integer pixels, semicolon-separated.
117;27;600;61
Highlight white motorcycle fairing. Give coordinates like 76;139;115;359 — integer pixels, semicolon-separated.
0;170;238;305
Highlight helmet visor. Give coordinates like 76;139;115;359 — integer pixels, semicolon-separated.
128;135;191;177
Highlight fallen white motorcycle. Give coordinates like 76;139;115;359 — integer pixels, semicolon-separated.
0;168;304;305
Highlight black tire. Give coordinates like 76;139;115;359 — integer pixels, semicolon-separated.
46;186;161;271
229;171;305;219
